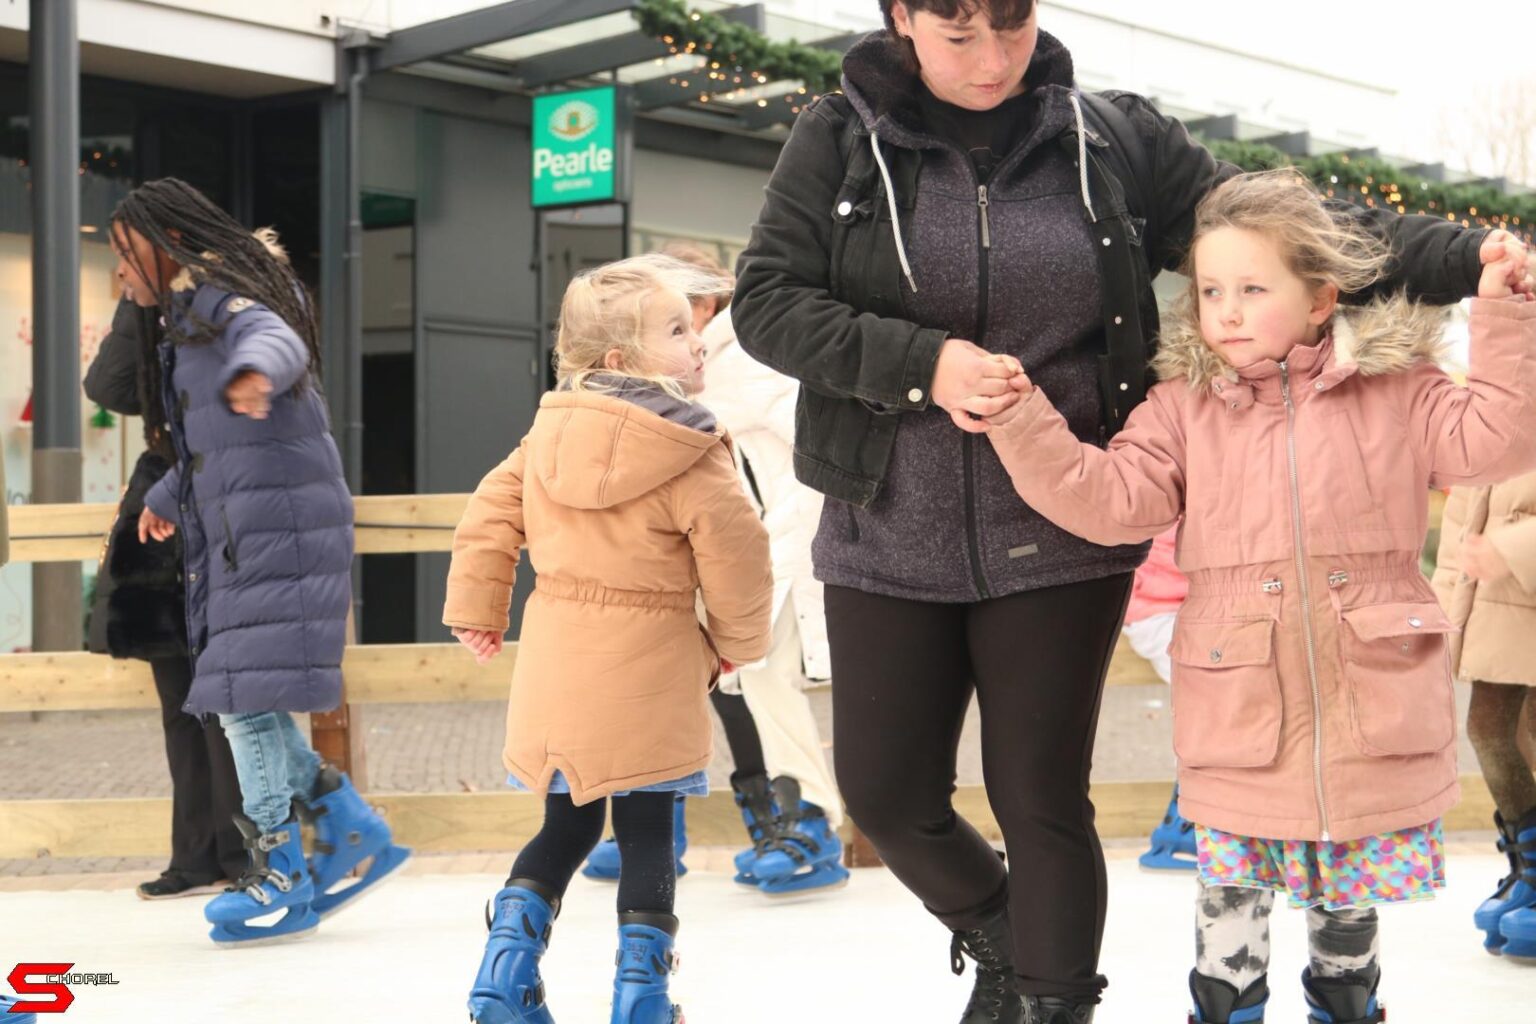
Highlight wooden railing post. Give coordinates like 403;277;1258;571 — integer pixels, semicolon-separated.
311;610;364;785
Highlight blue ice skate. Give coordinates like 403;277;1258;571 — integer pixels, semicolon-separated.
729;772;779;886
1302;966;1383;1023
1477;809;1536;955
297;765;411;919
1140;784;1198;872
610;912;683;1024
1188;970;1267;1023
468;879;559;1024
1;993;38;1023
205;815;319;947
1495;809;1536;962
581;796;688;882
751;776;849;897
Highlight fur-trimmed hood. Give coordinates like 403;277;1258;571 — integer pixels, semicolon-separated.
1151;293;1451;393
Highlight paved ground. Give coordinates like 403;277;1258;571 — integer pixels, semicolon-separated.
1;846;1523;1023
0;682;1479;875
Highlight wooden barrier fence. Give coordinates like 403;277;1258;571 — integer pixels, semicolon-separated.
0;495;1494;861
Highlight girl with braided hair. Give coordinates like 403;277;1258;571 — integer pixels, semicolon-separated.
112;178;409;947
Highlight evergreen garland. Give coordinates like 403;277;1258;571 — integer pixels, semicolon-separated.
634;0;843;95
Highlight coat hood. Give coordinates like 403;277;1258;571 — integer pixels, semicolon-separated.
840;28;1077;140
529;385;723;510
1151;293;1451;393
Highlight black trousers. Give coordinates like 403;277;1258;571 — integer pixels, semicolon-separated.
150;657;246;881
826;573;1132;1003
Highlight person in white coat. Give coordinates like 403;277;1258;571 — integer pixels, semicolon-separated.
681;242;848;896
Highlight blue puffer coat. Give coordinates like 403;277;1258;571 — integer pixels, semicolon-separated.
144;283;353;715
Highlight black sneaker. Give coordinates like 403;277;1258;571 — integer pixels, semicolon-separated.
135;870;228;900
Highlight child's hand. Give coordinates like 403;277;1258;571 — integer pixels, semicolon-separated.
138;507;176;543
1479;230;1532;298
983;370;1036;428
1462;533;1514;583
452;627;504;664
226;371;274;419
720;659;735;675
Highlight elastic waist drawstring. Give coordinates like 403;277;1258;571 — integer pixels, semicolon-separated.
869;131;918;293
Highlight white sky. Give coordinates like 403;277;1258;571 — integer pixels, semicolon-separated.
1068;0;1519;173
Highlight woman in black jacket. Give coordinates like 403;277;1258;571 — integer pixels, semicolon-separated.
731;3;1531;1021
85;297;245;898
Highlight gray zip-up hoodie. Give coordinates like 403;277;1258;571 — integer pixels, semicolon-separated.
812;31;1148;602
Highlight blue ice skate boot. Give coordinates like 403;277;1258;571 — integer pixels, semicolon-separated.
582;796;688;882
467;878;559;1024
1187;970;1267;1023
728;772;779;886
1301;966;1384;1023
750;776;849;897
1495;808;1536;962
1;993;38;1023
204;815;319;947
1140;784;1198;872
611;912;683;1024
1477;808;1536;955
296;765;411;919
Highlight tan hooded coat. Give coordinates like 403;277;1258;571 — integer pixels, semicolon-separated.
1433;471;1536;686
444;388;774;805
988;296;1536;841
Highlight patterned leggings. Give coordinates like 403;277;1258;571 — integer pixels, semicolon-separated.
1195;883;1379;991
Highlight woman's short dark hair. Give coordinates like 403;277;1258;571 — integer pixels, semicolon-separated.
878;0;1037;33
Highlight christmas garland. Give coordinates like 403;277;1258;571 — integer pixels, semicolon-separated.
634;0;843;95
1202;138;1534;244
632;1;1531;241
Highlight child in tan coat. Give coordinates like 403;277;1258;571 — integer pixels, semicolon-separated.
1434;472;1536;960
444;254;773;1024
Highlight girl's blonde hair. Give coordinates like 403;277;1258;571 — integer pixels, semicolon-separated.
656;240;735;308
555;253;727;398
1156;169;1401;373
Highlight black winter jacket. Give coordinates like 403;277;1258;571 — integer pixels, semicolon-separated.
84;299;188;660
732;30;1491;602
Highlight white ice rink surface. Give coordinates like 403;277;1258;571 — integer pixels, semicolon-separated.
4;851;1529;1022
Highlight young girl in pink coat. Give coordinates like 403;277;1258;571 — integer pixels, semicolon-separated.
984;170;1536;1023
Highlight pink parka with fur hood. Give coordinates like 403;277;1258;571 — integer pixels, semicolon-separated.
989;296;1536;842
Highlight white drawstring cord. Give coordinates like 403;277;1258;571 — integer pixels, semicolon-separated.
1069;92;1095;221
870;132;918;293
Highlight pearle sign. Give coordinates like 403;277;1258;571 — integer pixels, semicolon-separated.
532;86;619;207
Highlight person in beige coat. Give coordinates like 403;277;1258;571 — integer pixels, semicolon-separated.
1433;472;1536;959
444;254;773;1024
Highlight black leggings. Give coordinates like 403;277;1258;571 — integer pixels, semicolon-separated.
150;656;246;881
710;688;767;779
826;573;1132;1003
507;791;677;914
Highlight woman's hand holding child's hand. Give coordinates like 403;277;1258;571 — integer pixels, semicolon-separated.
1462;533;1515;583
933;340;1030;433
453;627;504;664
226;371;274;419
1479;231;1532;298
138;507;176;543
983;364;1036;428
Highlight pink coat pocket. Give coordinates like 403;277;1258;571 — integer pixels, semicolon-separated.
1169;618;1283;769
1338;601;1457;756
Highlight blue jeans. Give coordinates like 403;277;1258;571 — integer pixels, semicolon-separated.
218;712;323;834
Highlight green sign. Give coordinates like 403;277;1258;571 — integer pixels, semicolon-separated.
531;86;625;208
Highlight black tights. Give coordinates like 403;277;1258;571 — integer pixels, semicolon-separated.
1467;683;1536;822
826;574;1132;1004
507;791;677;914
710;688;766;778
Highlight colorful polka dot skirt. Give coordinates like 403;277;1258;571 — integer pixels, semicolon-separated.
1195;819;1446;910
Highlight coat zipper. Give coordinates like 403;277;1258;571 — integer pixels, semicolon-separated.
1280;364;1331;842
963;183;994;600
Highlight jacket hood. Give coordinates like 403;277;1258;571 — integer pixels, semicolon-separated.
1151;293;1451;393
528;386;722;510
841;28;1076;139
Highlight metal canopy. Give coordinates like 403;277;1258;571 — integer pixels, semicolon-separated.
367;0;860;137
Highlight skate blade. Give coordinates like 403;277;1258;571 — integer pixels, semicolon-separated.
760;866;851;900
1138;845;1198;872
209;908;320;948
313;845;411;920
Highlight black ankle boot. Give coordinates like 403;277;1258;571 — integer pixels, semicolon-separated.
950;907;1023;1023
1020;995;1095;1023
1188;969;1268;1022
1301;965;1384;1023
